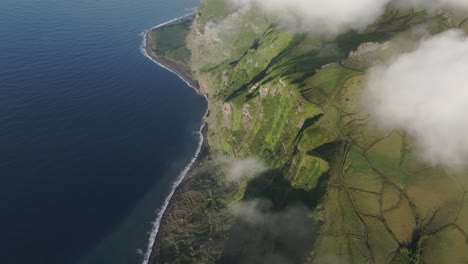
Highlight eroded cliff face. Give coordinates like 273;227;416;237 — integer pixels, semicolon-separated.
154;1;468;263
188;1;332;173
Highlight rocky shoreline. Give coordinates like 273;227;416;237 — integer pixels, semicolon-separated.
144;16;199;90
147;124;210;264
143;16;211;264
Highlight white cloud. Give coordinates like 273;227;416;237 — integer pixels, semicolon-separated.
228;199;318;263
226;158;267;181
230;0;468;34
232;0;391;34
363;29;468;167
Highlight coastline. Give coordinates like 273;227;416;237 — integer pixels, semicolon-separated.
142;120;209;264
147;124;210;264
140;16;211;264
142;14;199;91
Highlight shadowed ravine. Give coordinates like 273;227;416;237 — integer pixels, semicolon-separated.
146;1;468;263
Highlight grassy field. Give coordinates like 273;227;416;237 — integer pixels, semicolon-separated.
151;0;468;263
149;18;192;65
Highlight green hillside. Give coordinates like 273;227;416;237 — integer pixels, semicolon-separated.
149;1;468;263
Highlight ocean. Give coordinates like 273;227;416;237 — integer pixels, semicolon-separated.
0;0;205;263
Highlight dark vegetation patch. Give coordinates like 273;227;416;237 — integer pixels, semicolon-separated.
151;1;468;263
218;169;327;264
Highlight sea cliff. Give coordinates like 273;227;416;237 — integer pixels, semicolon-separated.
145;1;468;263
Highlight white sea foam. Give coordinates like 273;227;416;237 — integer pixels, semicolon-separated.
140;14;209;264
139;40;199;93
141;118;207;264
151;12;195;31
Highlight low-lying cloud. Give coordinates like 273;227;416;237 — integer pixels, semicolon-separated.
364;29;468;167
230;0;468;34
224;199;318;264
226;158;267;181
232;0;389;34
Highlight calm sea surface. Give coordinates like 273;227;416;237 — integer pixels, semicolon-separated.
0;0;205;263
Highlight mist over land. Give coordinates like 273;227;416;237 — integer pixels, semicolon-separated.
365;30;468;167
231;0;468;33
145;0;468;263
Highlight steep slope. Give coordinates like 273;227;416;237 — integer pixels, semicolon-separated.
148;1;468;263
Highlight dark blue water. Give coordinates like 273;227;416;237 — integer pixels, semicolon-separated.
0;0;205;263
